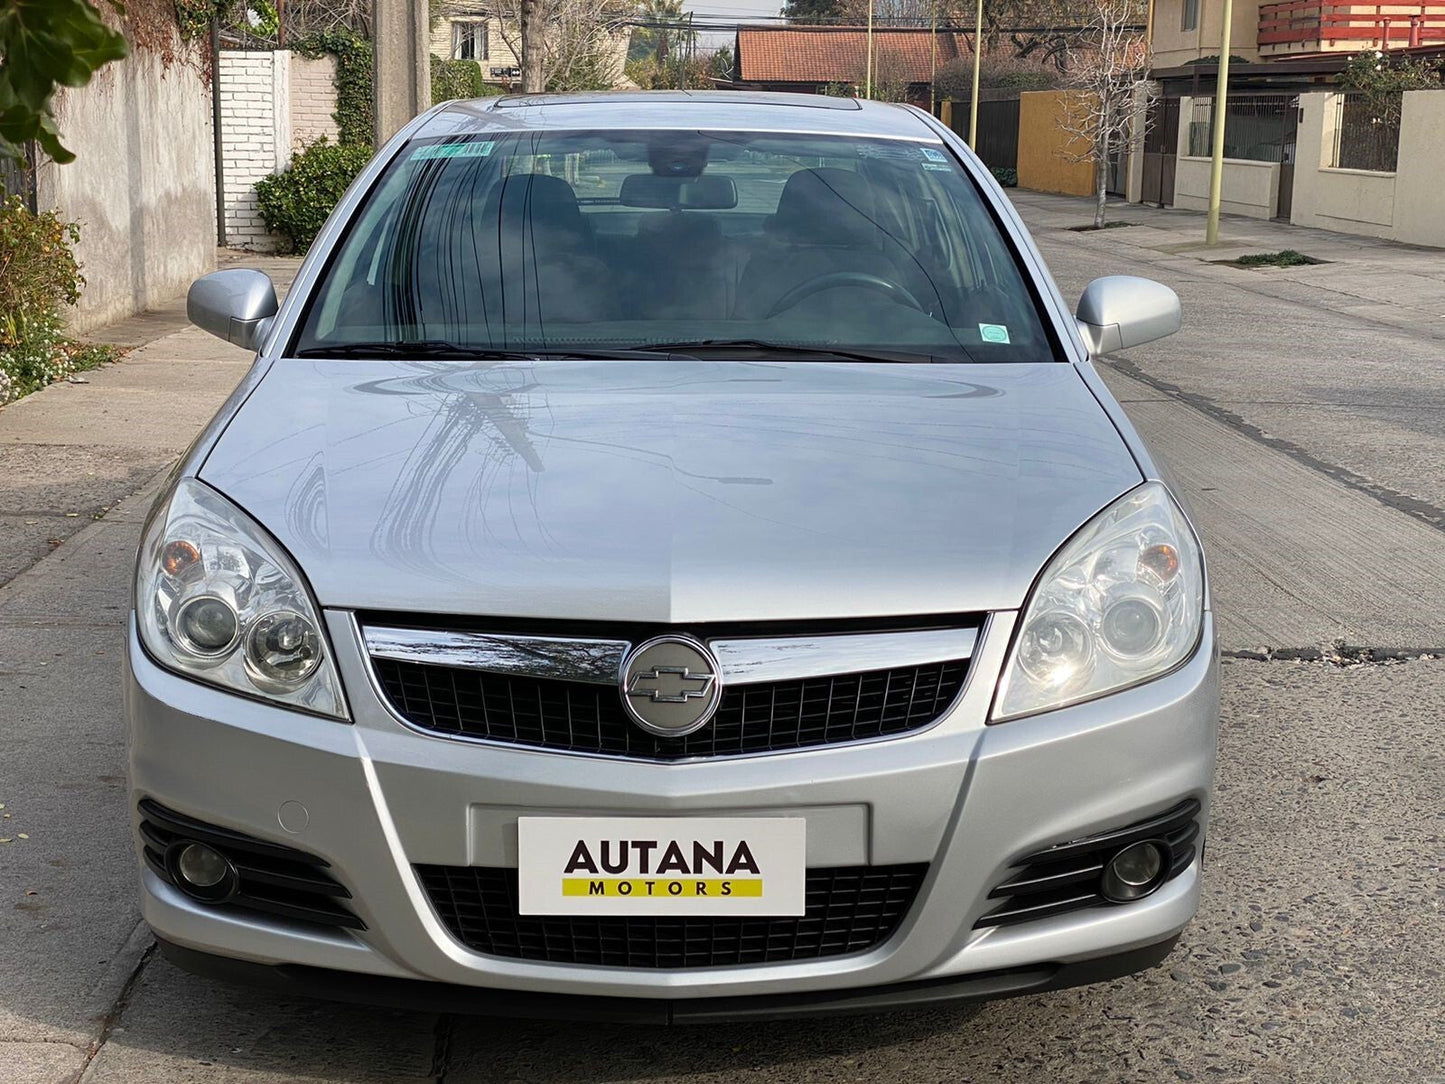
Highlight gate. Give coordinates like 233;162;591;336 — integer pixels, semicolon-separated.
1140;97;1179;206
973;97;1020;172
942;92;1021;173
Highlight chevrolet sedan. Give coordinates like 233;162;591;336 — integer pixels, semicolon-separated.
126;91;1216;1022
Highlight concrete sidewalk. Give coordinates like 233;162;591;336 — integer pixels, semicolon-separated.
0;253;301;1084
1009;190;1445;338
0;254;301;593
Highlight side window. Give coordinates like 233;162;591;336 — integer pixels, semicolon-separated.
1181;0;1198;31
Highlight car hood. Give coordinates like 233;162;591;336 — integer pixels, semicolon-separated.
200;359;1141;623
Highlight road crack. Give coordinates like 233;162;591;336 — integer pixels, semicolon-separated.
1222;641;1443;666
70;940;156;1084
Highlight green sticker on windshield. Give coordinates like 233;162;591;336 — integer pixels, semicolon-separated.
979;323;1011;344
411;140;495;161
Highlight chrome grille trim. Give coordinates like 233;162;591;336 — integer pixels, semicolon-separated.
363;628;629;686
710;628;977;684
362;625;978;687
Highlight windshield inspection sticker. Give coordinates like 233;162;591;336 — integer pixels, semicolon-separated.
979;323;1012;344
517;816;806;917
920;146;948;162
410;140;495;161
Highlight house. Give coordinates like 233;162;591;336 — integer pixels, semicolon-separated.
730;26;975;105
1151;0;1445;66
428;1;634;88
430;2;522;84
1136;0;1445;241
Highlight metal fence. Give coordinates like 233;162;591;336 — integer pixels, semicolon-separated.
941;93;1021;172
220;0;369;50
1186;93;1298;163
1332;92;1401;172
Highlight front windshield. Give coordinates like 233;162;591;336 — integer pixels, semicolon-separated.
292;128;1056;363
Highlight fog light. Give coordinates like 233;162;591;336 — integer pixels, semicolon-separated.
166;841;238;903
1100;840;1167;902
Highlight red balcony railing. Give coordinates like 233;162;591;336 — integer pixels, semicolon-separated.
1259;2;1445;53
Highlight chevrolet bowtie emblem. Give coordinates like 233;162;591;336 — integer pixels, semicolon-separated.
618;636;723;737
627;665;716;704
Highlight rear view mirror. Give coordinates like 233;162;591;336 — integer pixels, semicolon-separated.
188;269;278;353
619;174;738;210
1074;276;1181;355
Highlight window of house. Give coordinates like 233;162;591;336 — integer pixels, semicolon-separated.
1181;0;1198;31
452;21;489;61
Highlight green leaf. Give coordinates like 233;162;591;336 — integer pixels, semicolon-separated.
0;0;128;164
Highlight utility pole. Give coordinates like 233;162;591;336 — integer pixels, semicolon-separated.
866;0;874;100
1205;0;1234;245
373;0;430;145
930;0;938;115
969;0;982;147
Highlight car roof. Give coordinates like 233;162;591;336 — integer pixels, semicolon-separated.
414;91;944;142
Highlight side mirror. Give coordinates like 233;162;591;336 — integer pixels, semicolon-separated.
187;269;278;352
1074;276;1181;356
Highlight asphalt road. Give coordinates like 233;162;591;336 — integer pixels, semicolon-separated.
1;204;1442;1083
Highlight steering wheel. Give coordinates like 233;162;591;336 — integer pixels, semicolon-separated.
765;271;925;319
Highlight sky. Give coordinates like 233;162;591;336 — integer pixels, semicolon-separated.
681;0;785;50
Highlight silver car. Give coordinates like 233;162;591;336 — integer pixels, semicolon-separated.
126;92;1216;1021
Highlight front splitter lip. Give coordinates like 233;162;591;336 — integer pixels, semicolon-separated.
126;611;1218;1000
154;932;1185;1023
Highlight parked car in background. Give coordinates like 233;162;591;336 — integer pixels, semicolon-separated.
127;91;1215;1021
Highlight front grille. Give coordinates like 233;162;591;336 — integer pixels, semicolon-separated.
975;799;1201;928
139;799;364;930
417;864;928;968
373;658;967;759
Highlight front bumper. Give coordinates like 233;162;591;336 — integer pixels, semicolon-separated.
125;609;1218;1006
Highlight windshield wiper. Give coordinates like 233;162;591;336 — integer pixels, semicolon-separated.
293;340;539;360
629;339;937;364
292;340;679;360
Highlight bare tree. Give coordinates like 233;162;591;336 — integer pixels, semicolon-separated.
1055;0;1153;227
519;0;547;91
494;0;631;91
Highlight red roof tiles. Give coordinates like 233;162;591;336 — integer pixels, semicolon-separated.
736;27;973;85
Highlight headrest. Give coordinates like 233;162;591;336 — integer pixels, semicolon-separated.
481;173;586;242
771;167;878;245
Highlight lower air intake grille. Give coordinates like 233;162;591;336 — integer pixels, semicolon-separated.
139;799;363;930
372;658;967;759
976;799;1201;928
416;864;928;969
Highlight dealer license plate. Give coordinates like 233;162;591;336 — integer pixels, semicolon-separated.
517;817;806;917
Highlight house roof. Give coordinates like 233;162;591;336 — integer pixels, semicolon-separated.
735;27;973;85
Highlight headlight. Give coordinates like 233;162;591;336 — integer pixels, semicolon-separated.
135;478;347;719
992;482;1204;722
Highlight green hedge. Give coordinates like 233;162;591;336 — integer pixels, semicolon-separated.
256;138;374;254
432;56;486;102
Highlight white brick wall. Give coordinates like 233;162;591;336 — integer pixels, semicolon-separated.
289;54;340;148
218;50;291;250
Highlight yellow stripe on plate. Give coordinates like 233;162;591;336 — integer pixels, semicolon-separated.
561;878;764;898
